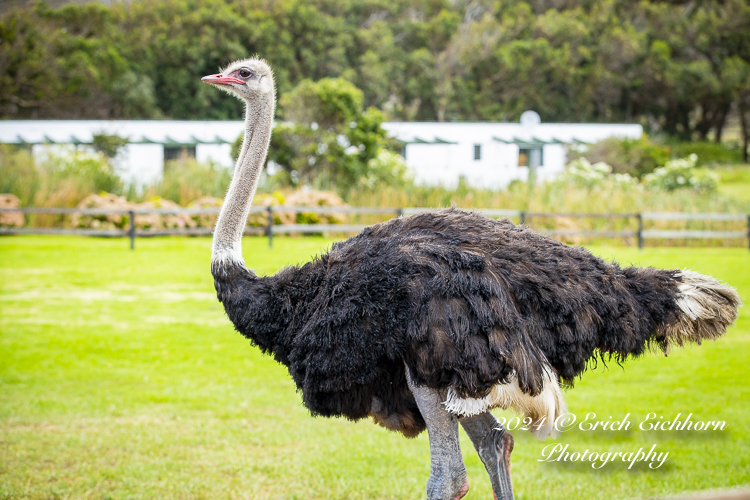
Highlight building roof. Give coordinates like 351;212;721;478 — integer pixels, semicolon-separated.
0;117;643;146
381;121;643;145
0;120;245;145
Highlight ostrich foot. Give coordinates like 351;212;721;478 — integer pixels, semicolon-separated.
460;412;515;500
455;480;470;500
426;466;469;500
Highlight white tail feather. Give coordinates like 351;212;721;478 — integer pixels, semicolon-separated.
662;269;742;348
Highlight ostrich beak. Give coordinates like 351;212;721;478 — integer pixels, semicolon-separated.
201;74;245;85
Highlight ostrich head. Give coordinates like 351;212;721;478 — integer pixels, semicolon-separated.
202;58;275;101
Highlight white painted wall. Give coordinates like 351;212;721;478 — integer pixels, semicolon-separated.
118;144;164;187
31;144;75;164
403;141;565;189
196;144;234;168
536;144;566;182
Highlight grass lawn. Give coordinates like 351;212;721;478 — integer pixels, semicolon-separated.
715;164;750;204
1;235;748;500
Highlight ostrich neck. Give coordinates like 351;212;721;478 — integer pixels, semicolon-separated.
212;94;274;269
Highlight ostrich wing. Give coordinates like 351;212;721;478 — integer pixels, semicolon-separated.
281;210;554;420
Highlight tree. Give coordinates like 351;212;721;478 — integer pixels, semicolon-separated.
91;133;128;158
267;77;393;191
1;0;750;149
726;58;750;163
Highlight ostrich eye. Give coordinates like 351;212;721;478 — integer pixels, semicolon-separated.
238;68;253;78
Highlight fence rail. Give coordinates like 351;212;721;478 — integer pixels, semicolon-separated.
1;206;749;250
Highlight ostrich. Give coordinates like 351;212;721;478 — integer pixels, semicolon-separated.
202;58;741;500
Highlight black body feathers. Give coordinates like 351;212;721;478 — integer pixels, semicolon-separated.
212;208;733;437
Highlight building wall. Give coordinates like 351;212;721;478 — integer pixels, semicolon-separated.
118;144;164;187
536;144;566;182
404;141;566;189
196;144;233;168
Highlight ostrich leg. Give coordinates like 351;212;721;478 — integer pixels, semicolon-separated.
460;412;514;500
405;370;469;500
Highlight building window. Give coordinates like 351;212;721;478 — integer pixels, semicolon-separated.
474;144;481;160
518;148;543;167
164;146;196;162
518;149;528;167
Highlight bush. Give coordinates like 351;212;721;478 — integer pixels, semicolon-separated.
667;141;743;166
71;193;132;229
573;136;670;178
557;158;640;190
71;193;196;230
643;154;719;192
557;158;611;188
44;148;123;197
91;133;129;159
361;150;414;189
278;190;349;225
0;194;24;227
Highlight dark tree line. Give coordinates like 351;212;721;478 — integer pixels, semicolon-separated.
1;0;749;157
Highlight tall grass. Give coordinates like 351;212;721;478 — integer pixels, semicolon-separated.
134;158;232;206
0;145;122;208
339;174;750;247
0;145;124;226
342;177;749;213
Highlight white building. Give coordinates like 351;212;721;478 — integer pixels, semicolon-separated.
0;120;244;187
382;111;643;188
0;113;642;188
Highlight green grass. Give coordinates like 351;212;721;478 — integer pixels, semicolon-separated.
1;236;748;500
716;164;750;204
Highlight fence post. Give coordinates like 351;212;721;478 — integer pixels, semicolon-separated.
637;213;643;250
520;211;526;225
267;206;274;248
128;210;135;250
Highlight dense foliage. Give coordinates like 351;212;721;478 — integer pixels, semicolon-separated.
267;77;399;190
2;0;750;155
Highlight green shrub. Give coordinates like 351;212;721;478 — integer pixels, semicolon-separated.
667;141;743;165
557;158;639;189
574;136;670;178
643;154;719;192
44;148;123;196
361;150;414;189
91;133;129;159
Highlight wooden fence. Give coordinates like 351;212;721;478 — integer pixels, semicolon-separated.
1;206;749;250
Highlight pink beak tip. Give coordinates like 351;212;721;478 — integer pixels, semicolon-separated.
201;74;244;85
